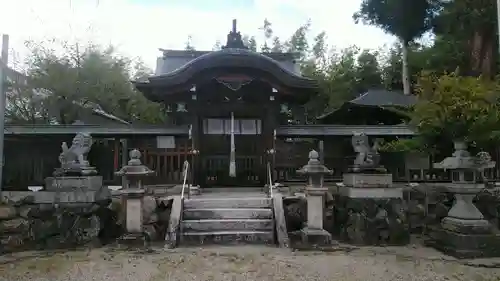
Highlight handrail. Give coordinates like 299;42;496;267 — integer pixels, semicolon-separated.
180;160;190;200
267;161;273;198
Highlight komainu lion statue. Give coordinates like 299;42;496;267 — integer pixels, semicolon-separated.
351;133;381;169
59;132;93;168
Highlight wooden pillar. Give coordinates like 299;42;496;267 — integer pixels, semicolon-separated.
263;103;278;184
319;140;324;164
113;138;120;184
121;138;128;187
189;100;202;187
113;138;120;171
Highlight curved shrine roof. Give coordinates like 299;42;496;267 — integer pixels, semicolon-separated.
135;19;318;104
135;48;317;90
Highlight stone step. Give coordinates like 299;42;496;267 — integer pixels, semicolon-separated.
183;208;273;220
180;230;275;245
181;219;274;232
183;197;271;209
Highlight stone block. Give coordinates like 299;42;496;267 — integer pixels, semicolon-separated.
45;176;103;191
181;218;273;232
332;195;409;246
299;227;332;246
118;232;148;247
189;185;201;196
0;205;17;220
343;173;392;188
306;194;325;229
338;186;403;199
427;226;500;258
184;197;271;209
183;208;273;220
180;231;275;246
2;188;111;204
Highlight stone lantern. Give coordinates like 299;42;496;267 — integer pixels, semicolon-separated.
296;150;333;245
430;141;500;258
115;149;155;243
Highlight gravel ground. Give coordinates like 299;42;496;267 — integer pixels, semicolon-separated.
0;245;500;281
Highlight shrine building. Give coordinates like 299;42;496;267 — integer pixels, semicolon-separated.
5;20;457;190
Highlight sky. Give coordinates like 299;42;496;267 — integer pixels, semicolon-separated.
0;0;396;70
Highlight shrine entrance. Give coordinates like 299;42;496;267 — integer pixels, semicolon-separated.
201;117;264;187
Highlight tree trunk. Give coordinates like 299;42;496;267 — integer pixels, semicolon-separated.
469;29;495;78
401;40;411;95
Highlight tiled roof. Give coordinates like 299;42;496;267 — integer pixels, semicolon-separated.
350;89;417;107
317;89;417;120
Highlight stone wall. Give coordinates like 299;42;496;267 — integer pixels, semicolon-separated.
281;184;500;245
0;192;174;252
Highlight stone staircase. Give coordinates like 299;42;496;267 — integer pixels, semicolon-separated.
180;196;275;245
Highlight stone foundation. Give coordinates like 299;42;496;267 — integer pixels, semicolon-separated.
45;176;103;191
426;226;500;258
0;191;173;252
0;202;105;252
331;186;410;245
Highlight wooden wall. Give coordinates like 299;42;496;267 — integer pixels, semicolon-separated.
132;137;192;185
3;135;192;190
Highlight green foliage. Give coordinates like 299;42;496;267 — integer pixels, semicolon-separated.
242;35;257;52
284;20;311;61
356;49;383;92
433;0;497;77
434;0;496;37
414;72;500;145
8;40;166;124
271;37;284;52
385;72;500;152
353;0;437;43
379;137;429;153
184;35;196;51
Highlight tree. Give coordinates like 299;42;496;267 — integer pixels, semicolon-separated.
9;40;166;124
353;0;437;95
248;37;257;52
185;35;196;51
356;49;382;92
241;35;257;51
433;0;497;77
260;19;273;52
383;72;500;153
284;20;311;61
311;32;327;67
212;40;222;51
271;37;284;52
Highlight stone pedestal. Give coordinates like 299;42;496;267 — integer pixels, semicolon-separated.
115;149;155;246
342;173;392;188
426;184;500;258
333;173;409;246
426;143;500;258
300;187;332;246
294;150;333;247
119;188;148;245
189;185;201;196
427;227;500;258
45;176;103;191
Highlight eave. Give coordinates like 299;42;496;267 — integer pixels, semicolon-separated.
4;124;189;136
276;124;415;137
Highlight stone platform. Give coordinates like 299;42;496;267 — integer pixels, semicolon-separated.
45;176;103;191
332;175;409;246
426;226;500;258
342;173;392;188
178;192;277;246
